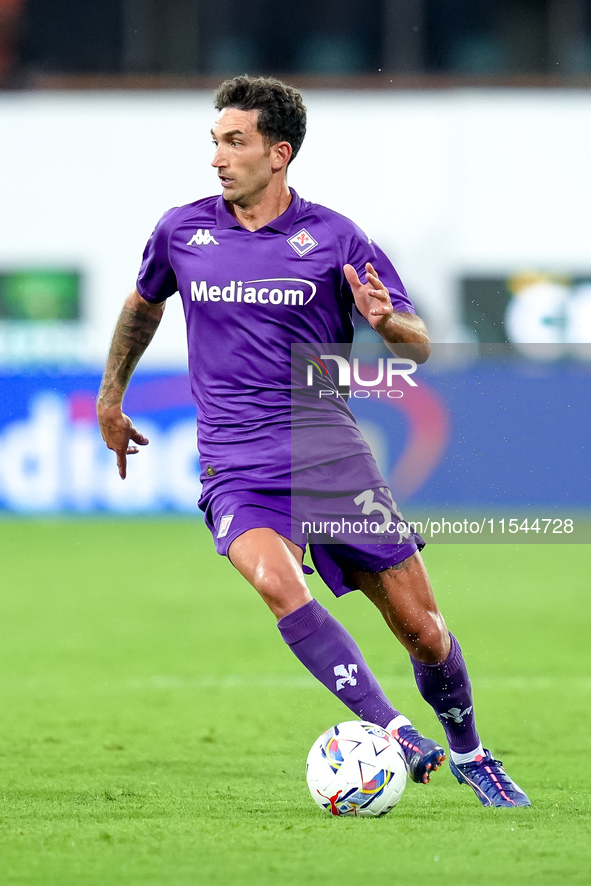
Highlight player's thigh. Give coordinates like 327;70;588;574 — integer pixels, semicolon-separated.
353;551;450;661
228;527;311;618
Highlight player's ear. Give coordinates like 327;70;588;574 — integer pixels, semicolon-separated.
271;141;292;170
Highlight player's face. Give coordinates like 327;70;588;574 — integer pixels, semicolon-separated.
211;108;275;208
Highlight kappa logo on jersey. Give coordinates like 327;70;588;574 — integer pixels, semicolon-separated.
334;664;358;692
217;514;234;538
186;229;219;246
287;228;318;257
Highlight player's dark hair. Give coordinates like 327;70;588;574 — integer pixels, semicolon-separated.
214;75;307;164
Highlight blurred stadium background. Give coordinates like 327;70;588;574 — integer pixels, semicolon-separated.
0;0;590;516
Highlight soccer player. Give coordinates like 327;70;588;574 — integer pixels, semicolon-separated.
97;75;529;808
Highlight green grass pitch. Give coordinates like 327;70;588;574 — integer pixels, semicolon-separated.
0;519;589;885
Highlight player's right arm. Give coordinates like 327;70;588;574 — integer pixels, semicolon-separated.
96;288;166;479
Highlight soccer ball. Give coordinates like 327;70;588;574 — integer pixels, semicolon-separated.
306;720;407;816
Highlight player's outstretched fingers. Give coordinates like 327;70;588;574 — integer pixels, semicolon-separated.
343;263;361;290
116;447;129;480
366;283;392;316
129;427;150;448
117;425;149;479
365;262;388;293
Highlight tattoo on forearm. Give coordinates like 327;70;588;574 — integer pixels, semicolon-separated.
98;304;162;406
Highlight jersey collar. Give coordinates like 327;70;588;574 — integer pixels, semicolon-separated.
215;187;301;233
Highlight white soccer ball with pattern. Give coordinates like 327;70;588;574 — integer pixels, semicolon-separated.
306;720;407;816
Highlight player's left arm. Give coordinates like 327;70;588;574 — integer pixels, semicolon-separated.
344;262;430;363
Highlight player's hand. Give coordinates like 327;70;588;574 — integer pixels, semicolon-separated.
96;405;149;479
344;262;393;333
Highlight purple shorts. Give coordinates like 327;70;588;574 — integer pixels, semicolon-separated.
200;458;424;597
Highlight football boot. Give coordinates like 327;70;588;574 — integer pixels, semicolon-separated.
449;750;531;807
390;725;446;784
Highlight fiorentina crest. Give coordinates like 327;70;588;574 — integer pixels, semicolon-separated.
287;228;318;256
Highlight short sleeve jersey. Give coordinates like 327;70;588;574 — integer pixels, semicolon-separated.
137;188;416;482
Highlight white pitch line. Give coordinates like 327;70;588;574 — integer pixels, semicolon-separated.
127;674;591;691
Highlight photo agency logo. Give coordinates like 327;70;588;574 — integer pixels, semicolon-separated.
304;354;418;399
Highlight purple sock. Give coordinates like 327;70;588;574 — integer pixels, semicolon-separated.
277;599;401;728
411;633;480;753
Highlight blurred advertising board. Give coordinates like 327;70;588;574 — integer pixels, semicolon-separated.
348;345;590;512
461;272;591;351
0;372;200;513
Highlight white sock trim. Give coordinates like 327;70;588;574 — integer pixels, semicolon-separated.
449;744;485;765
385;715;412;733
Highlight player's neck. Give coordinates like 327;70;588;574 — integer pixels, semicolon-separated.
231;181;292;232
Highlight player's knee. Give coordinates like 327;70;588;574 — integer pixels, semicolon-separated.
254;564;309;618
408;616;450;664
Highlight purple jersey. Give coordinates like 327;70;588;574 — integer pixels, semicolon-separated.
136;189;416;484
